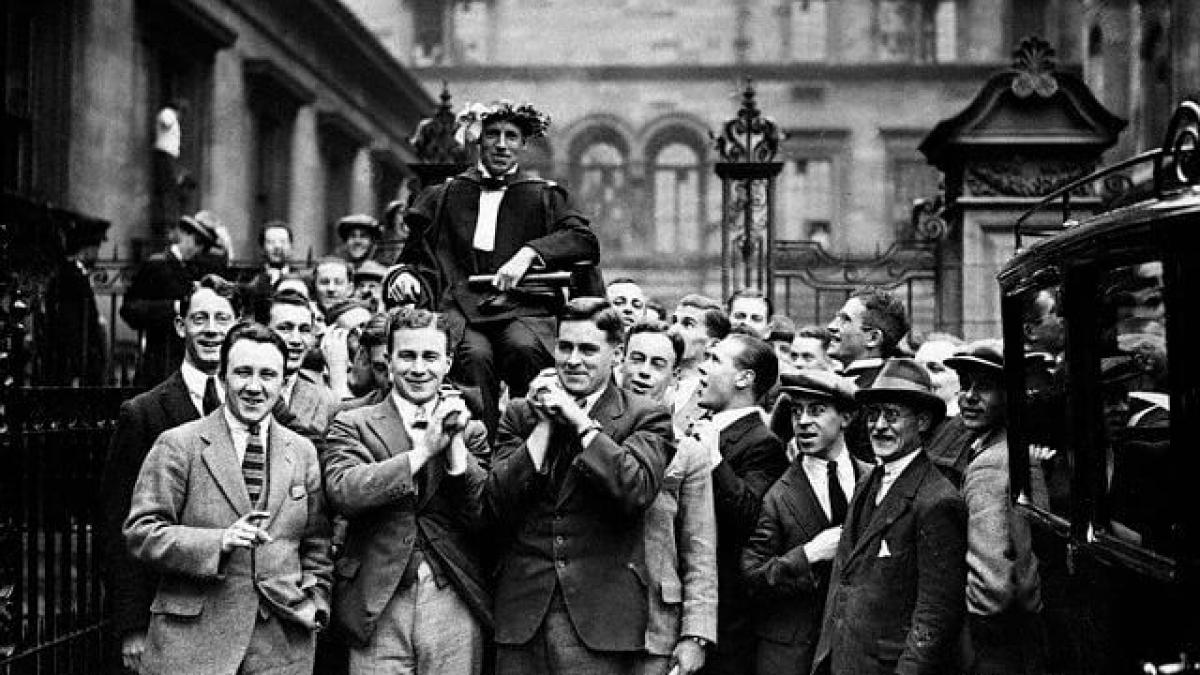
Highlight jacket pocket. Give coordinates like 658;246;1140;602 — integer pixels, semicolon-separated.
149;590;204;617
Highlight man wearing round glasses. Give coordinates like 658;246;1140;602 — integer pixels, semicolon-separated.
813;358;967;675
101;274;241;673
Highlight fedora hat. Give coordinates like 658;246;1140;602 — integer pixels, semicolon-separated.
944;338;1004;374
336;214;381;241
856;357;946;418
177;214;219;248
779;369;857;410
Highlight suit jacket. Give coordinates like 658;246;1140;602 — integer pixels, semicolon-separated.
741;453;871;675
484;383;674;651
711;413;788;643
394;168;599;324
123;411;332;675
275;368;339;443
321;396;492;646
100;370;199;638
120;249;197;387
812;452;967;675
643;436;718;656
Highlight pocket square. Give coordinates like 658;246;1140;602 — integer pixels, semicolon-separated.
878;540;892;558
290;484;306;500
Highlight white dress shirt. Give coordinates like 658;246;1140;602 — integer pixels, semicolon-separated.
181;359;223;416
472;163;519;252
800;442;856;522
222;408;270;464
875;449;922;505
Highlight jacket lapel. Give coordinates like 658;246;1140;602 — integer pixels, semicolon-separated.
367;397;411;460
162;369;201;424
262;419;296;528
200;411;253;516
556;383;625;507
842;453;931;570
787;462;831;537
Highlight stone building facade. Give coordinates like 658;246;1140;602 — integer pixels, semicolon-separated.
345;0;1084;323
4;0;433;263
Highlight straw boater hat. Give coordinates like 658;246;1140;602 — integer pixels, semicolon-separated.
944;339;1004;374
855;357;946;419
337;214;381;242
779;369;858;410
177;214;219;248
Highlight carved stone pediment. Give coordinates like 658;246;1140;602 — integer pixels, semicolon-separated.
964;156;1095;198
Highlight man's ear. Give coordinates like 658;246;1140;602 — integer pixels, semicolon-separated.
612;345;624;369
174;314;187;340
863;327;883;350
735;369;756;392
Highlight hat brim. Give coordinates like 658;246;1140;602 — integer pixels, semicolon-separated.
944;354;1003;373
178;219;217;247
855;387;946;420
337;223;381;241
778;387;856;410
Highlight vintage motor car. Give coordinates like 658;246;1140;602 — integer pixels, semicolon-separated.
1000;100;1200;674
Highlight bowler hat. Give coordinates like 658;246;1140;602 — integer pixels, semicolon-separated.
779;369;857;410
337;214;381;241
856;357;946;418
354;260;388;284
177;214;219;248
945;339;1004;374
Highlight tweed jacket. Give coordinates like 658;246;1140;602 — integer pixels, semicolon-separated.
123;411;332;675
275;368;339;443
101;370;199;639
484;383;674;652
812;451;967;675
642;435;718;656
741;452;871;674
321;395;492;646
392;168;599;325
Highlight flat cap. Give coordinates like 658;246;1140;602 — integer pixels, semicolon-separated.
779;369;858;409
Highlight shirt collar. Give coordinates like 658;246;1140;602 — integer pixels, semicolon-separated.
222;406;270;441
180;359;214;397
881;447;921;479
798;437;849;469
391;391;434;427
711;406;759;433
477;162;519;179
844;357;884;373
576;386;605;416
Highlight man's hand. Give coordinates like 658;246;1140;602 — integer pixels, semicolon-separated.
388;272;422;304
492;246;539;291
670;638;707;675
691;419;722;469
802;526;843;563
121;631;147;672
220;511;273;553
424;395;472;457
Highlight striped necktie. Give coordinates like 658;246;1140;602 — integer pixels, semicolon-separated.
243;423;266;506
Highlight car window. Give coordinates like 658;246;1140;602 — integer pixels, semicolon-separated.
1017;282;1070;520
1094;260;1174;555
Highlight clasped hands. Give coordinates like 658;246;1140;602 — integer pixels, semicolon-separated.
413;394;473;475
527;369;590;432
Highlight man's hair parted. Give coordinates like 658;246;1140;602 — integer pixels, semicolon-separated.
218;321;289;377
559;297;624;345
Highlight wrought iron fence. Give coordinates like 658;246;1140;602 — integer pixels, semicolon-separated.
0;387;139;675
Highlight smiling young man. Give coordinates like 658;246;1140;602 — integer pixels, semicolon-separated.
813;358;967;675
101;274;240;674
945;341;1046;675
123;322;332;675
265;291;338;441
323;308;491;675
386;101;599;439
694;332;786;675
742;369;871;675
485;298;673;675
618;321;717;675
336;214;381;272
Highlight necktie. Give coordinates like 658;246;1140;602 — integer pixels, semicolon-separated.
827;460;848;527
202;376;221;415
243;423;266;506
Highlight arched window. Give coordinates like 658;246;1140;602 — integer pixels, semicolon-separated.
650;139;705;254
569;127;632;254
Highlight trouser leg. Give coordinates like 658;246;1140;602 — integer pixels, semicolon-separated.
494;316;556;399
453;325;499;438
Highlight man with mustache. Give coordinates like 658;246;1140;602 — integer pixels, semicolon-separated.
945;341;1045;674
741;369;871;675
101;274;240;674
323;308;491;675
387;101;599;438
124;321;332;675
693;331;787;675
264;291;339;441
485;298;673;675
813;358;967;675
618;321;717;675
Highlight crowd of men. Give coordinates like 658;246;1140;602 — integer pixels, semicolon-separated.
100;101;1048;675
